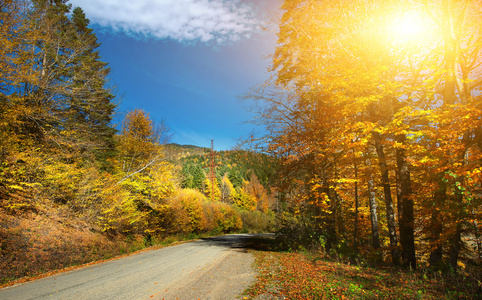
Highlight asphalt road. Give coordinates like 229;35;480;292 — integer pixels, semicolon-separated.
0;234;262;300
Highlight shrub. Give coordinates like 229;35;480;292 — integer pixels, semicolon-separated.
168;189;206;233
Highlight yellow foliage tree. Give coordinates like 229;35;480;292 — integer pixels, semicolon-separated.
233;182;257;211
169;189;206;233
100;109;175;235
220;174;237;203
203;178;221;201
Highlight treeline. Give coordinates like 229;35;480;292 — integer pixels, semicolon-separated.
0;0;275;245
247;0;482;271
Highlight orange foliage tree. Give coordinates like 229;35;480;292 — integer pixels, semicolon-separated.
247;0;482;269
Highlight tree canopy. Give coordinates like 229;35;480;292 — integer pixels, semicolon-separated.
247;0;482;270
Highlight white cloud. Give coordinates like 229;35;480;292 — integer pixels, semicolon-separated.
69;0;262;43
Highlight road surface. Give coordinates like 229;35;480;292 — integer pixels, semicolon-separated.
0;234;262;300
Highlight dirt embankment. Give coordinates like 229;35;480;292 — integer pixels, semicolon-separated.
0;207;140;286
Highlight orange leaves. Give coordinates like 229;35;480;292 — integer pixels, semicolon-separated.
246;0;482;268
248;249;471;300
242;174;272;213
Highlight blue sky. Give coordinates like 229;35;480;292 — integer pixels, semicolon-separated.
68;0;281;150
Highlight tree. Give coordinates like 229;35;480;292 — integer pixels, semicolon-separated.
220;174;237;203
203;178;221;201
233;183;257;211
101;109;175;234
0;0;119;210
247;0;482;269
116;109;171;184
420;0;482;270
0;0;116;159
243;174;271;213
364;149;381;250
66;7;116;156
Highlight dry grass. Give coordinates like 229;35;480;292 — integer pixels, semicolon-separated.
0;204;147;286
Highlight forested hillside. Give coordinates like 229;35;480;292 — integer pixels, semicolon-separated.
0;0;277;285
179;149;278;207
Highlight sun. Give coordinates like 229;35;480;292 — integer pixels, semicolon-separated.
391;9;429;43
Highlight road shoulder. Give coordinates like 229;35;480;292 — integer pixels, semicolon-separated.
157;248;255;299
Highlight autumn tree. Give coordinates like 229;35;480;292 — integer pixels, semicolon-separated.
247;0;482;269
99;109;175;235
220;174;237;203
233;183;257;212
416;0;482;270
115;109;174;193
243;174;271;213
0;1;119;212
0;0;26;199
0;0;116;155
253;0;411;262
203;178;221;201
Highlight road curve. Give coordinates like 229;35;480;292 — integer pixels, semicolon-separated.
0;234;262;300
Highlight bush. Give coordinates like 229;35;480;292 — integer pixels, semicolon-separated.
167;188;242;234
215;203;243;232
168;189;206;233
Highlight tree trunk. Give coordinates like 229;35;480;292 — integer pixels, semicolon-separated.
429;179;446;268
449;222;462;271
472;213;482;264
325;186;338;252
365;151;381;250
396;170;402;231
396;134;416;269
354;159;359;252
373;131;400;265
448;141;469;271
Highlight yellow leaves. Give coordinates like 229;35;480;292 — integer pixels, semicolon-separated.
99;183;145;233
233;187;257;212
203;178;221;201
7;184;24;191
335;178;357;184
167;188;242;233
121;109;154;141
472;168;482;175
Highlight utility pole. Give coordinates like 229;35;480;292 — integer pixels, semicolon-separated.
209;140;216;202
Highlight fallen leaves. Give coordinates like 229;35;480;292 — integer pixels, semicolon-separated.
245;251;473;300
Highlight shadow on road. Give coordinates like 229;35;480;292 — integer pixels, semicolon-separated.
197;233;276;251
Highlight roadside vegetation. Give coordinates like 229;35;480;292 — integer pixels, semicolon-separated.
243;236;480;299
